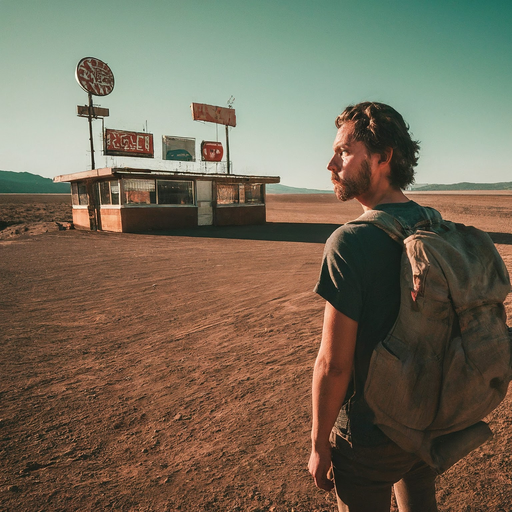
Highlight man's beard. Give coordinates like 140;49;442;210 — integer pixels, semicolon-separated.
332;159;372;202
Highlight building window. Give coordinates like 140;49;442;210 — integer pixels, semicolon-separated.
71;183;79;205
73;182;88;206
123;179;156;205
245;184;263;204
111;180;120;204
99;182;110;205
217;184;239;205
216;183;263;205
157;180;194;205
99;180;120;205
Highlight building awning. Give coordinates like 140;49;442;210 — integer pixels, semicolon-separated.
54;167;280;185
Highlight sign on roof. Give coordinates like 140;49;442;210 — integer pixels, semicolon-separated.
77;105;110;118
104;129;154;158
76;57;115;96
201;141;223;162
191;103;236;127
162;136;196;162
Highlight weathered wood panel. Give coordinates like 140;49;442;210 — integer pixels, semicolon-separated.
120;207;198;232
215;205;266;226
99;208;123;232
72;208;90;230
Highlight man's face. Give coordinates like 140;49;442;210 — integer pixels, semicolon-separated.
327;122;372;202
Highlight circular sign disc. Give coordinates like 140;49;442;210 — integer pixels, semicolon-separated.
75;57;115;96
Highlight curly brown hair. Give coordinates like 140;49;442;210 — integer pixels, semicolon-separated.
336;102;420;189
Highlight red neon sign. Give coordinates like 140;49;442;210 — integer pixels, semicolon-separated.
76;57;115;96
191;103;236;127
104;129;154;158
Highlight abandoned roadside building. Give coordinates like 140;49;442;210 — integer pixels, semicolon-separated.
53;168;280;232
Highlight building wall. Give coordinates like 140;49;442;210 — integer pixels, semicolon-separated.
120;207;198;232
215;205;266;226
69;178;271;231
72;208;90;230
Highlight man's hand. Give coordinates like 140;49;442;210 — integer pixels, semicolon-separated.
309;303;357;492
308;441;334;492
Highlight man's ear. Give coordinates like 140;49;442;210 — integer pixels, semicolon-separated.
379;148;393;165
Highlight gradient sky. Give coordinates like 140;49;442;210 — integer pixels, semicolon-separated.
1;0;511;190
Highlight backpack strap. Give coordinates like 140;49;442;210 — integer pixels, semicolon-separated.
347;206;443;243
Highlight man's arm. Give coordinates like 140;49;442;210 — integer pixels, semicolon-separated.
308;301;358;491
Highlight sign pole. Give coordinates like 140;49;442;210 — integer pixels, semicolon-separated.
85;92;98;230
225;124;230;175
87;92;95;170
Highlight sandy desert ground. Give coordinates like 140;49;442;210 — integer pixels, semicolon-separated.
1;192;512;512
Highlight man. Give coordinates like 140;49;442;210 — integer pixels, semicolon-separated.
308;102;439;511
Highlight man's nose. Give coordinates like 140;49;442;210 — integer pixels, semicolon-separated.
327;154;340;173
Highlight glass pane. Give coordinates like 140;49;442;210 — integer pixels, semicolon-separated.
99;182;111;205
157;180;193;205
245;184;263;204
123;179;156;205
110;180;120;205
71;183;79;205
78;182;88;205
217;184;239;205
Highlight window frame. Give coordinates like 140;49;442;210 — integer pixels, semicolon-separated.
120;178;195;207
98;180;121;207
216;183;264;206
122;178;157;206
156;179;195;206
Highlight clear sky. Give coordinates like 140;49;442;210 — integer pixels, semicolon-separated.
1;0;511;190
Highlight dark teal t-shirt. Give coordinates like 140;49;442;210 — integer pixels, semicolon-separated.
314;200;432;446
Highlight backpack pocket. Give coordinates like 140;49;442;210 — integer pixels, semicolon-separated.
364;333;442;431
431;326;512;430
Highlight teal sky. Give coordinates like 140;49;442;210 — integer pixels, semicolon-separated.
1;0;511;189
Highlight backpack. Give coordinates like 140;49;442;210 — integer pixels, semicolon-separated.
348;206;512;474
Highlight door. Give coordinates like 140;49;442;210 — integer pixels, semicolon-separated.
196;181;213;226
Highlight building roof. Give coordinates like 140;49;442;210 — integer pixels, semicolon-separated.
53;167;280;184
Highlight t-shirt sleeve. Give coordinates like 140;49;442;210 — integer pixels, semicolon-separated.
314;227;364;322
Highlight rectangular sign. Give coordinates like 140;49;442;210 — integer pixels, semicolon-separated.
162;136;196;162
104;129;154;158
191;103;236;127
77;105;110;118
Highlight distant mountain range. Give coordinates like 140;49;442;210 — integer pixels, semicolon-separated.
410;182;512;191
268;182;512;194
0;170;70;193
266;184;331;194
1;170;511;194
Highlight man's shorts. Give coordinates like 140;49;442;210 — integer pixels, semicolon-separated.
330;432;438;512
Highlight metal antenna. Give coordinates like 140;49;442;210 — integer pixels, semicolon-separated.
225;96;235;175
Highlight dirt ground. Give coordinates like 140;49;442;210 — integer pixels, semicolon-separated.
1;192;511;512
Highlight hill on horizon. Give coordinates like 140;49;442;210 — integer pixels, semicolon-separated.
266;184;331;194
410;181;512;191
270;182;512;194
0;170;70;194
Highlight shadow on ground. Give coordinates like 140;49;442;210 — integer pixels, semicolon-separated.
145;222;341;244
138;224;512;246
488;232;512;245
